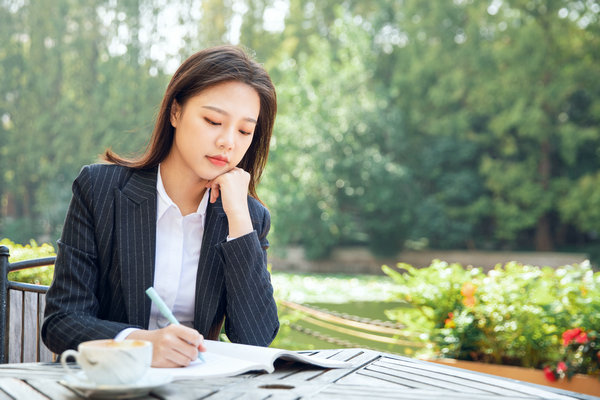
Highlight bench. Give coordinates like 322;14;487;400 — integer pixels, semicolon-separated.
0;245;55;363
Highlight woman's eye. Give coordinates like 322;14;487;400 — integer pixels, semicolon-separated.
239;130;252;135
204;117;221;126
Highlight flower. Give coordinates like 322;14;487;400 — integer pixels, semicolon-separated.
551;328;600;382
444;312;456;328
544;360;570;382
575;332;588;344
562;328;581;346
462;296;476;308
461;282;477;308
461;282;477;297
543;366;557;382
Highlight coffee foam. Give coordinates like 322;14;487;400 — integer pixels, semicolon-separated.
85;339;150;348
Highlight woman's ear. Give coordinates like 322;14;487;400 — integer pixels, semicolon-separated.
170;101;181;128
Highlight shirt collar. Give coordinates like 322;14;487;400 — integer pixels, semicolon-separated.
156;164;209;220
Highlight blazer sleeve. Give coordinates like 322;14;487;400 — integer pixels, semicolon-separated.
218;203;279;346
42;166;136;354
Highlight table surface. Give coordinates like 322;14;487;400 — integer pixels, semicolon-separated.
0;348;597;400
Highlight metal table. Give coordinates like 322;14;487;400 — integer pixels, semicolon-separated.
0;348;596;399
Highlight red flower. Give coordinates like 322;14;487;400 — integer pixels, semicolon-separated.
543;366;557;382
575;332;588;344
562;328;582;346
557;362;567;373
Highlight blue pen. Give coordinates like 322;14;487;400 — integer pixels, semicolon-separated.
145;287;206;363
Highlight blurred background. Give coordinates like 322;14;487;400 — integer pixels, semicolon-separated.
1;0;600;367
1;0;599;263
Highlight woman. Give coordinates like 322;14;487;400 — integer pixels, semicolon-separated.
42;45;279;368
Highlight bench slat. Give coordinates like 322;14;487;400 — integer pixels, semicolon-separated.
8;291;23;364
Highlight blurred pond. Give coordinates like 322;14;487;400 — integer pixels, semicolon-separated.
273;299;419;356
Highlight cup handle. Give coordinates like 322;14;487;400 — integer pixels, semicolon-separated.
60;349;80;378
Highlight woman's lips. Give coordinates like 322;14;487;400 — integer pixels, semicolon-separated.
207;156;228;167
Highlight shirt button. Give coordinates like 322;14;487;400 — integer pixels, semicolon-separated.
157;318;169;328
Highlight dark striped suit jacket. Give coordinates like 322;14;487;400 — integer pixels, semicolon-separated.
42;164;279;354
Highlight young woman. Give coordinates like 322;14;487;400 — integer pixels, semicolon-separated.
42;46;279;368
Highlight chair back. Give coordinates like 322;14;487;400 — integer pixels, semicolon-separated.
0;245;55;363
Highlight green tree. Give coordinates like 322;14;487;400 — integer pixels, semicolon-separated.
475;1;600;250
0;0;165;241
2;0;599;260
365;0;600;252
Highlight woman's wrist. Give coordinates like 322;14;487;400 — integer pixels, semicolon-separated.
226;210;253;238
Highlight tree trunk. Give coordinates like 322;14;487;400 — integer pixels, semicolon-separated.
535;213;553;251
535;139;553;251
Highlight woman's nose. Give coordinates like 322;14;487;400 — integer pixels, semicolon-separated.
216;127;235;149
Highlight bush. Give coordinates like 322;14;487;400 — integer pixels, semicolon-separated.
0;238;55;285
383;260;600;371
545;328;600;381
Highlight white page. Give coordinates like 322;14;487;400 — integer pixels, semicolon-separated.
159;351;266;380
151;340;352;381
204;340;352;370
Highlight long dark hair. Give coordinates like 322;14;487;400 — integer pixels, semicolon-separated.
104;45;277;201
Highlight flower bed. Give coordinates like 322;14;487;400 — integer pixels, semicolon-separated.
383;259;600;387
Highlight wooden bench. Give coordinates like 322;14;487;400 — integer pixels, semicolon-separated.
0;245;55;363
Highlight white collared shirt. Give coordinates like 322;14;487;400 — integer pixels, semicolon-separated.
115;165;209;339
149;165;209;329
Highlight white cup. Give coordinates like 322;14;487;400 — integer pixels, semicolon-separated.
61;339;152;386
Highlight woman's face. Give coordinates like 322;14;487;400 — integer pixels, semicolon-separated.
168;80;260;182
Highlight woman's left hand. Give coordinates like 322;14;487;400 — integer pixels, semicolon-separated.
205;167;253;238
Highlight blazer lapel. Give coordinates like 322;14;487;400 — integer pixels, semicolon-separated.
193;195;228;335
114;168;158;329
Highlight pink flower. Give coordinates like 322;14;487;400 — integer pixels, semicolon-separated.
544;366;557;382
557;362;567;373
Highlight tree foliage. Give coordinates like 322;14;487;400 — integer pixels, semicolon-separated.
1;0;599;259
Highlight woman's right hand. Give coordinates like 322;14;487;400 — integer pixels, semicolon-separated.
126;325;206;368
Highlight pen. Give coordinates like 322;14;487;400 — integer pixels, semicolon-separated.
145;287;206;363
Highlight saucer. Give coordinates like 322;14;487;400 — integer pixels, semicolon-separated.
60;370;173;399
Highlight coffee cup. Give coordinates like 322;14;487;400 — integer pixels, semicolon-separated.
60;339;152;386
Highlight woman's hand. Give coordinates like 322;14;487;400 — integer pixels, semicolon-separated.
205;167;253;238
126;325;207;368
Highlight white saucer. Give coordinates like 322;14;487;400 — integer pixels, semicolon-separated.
60;370;173;399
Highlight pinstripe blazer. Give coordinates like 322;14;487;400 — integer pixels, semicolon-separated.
41;164;279;354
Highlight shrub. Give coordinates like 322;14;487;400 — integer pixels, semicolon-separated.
0;238;55;285
383;260;600;371
545;328;600;381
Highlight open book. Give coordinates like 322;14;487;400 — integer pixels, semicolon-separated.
153;340;352;380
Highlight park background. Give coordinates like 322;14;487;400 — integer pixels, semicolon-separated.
1;0;600;388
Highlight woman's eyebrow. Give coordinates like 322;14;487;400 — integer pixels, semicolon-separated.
201;105;257;124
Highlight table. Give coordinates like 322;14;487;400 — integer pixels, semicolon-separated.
0;348;597;399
